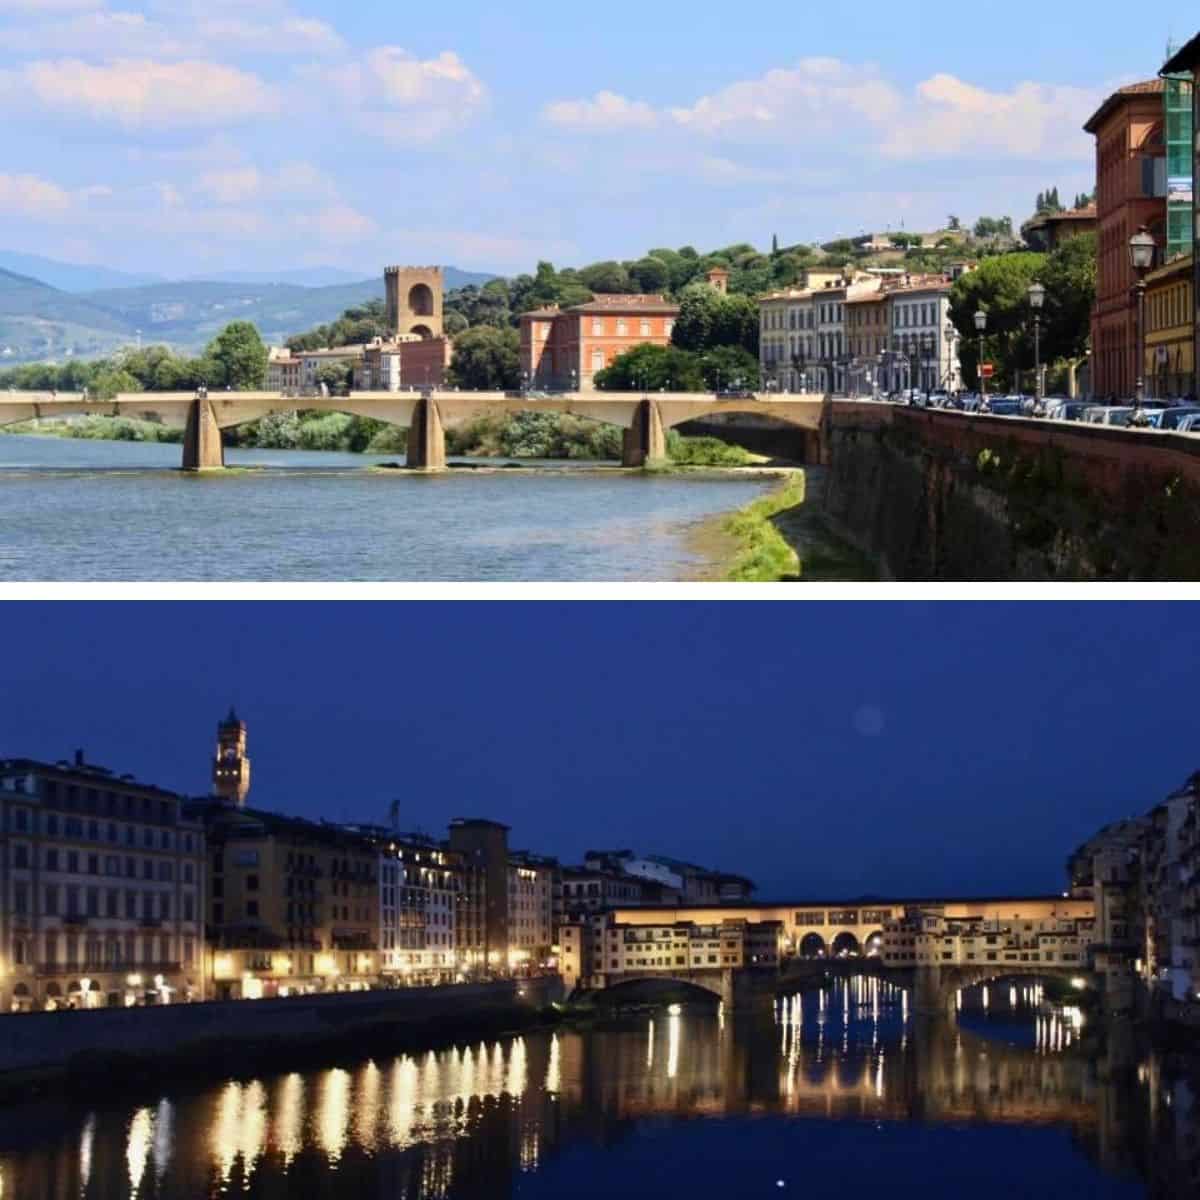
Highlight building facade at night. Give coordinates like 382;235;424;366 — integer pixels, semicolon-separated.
559;913;784;992
0;755;207;1012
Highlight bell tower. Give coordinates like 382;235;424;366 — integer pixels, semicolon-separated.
213;707;251;807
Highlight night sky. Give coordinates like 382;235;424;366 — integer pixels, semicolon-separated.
4;602;1194;899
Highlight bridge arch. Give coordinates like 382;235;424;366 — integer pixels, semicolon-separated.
589;974;727;1006
863;931;884;958
798;933;826;959
831;932;860;958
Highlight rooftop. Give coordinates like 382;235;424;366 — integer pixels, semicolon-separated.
0;755;184;799
1083;79;1166;133
1162;32;1200;74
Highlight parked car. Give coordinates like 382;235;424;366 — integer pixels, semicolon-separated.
1150;405;1200;430
1175;413;1200;433
982;398;1023;416
1046;400;1094;422
928;391;951;408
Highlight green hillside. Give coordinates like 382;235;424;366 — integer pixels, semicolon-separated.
0;264;496;365
0;269;132;363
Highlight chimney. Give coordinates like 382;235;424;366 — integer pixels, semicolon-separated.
74;749;84;767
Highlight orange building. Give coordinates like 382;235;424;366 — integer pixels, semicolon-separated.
520;295;680;392
1085;80;1167;398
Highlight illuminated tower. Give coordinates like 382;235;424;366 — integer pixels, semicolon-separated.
213;707;250;807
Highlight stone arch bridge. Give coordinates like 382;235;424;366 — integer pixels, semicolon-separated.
0;391;827;471
579;967;781;1010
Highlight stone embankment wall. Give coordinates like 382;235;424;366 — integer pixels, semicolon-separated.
822;403;1200;580
0;976;563;1078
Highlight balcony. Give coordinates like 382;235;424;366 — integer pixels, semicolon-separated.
62;913;89;926
138;917;163;929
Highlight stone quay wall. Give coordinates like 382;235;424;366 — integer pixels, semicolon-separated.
822;403;1200;580
0;976;564;1078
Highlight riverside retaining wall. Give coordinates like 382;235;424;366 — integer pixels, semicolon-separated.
822;404;1200;580
0;976;563;1077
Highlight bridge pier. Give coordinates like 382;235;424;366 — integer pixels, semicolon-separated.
406;396;447;471
622;399;666;467
181;397;224;471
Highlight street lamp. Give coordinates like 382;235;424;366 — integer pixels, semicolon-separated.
1028;281;1046;412
1128;226;1156;411
974;309;988;407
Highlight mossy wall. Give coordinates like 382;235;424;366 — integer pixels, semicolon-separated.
823;411;1200;581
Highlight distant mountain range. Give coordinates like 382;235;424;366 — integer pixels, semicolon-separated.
0;253;497;365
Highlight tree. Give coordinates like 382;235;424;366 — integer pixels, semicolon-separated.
1039;231;1096;364
711;293;760;356
315;362;353;394
671;287;719;351
947;215;962;231
698;345;760;391
578;261;630;293
447;326;520;390
973;216;1014;240
206;321;268;390
627;256;670;294
594;344;704;391
771;233;780;255
949;251;1046;386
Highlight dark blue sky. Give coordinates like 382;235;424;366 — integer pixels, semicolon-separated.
4;603;1194;899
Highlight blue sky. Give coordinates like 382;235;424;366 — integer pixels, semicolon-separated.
4;602;1195;899
0;0;1191;278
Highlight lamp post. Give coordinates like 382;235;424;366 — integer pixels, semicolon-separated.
944;323;958;399
974;309;988;407
1128;226;1156;413
1028;281;1046;413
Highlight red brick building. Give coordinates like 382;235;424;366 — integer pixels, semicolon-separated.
520;295;680;391
1085;80;1167;398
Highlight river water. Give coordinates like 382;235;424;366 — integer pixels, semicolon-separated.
1;978;1193;1199
0;436;776;581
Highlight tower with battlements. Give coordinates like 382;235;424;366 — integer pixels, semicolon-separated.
384;266;444;340
213;707;251;807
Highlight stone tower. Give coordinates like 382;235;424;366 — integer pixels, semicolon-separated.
707;267;730;294
384;266;444;340
213;707;251;807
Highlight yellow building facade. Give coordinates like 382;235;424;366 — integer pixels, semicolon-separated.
1144;253;1195;398
610;897;1094;962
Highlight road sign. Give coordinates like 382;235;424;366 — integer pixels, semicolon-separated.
980;364;995;379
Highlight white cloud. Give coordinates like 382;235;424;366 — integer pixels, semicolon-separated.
0;171;72;217
0;58;280;129
0;11;186;57
311;47;487;144
542;91;658;133
543;58;1097;164
669;58;901;139
195;15;345;56
880;74;1100;161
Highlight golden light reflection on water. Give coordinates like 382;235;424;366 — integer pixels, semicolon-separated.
125;1108;153;1196
79;1113;95;1193
317;1068;351;1164
0;987;1168;1200
273;1074;304;1167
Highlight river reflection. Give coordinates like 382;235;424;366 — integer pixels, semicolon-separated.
0;980;1195;1199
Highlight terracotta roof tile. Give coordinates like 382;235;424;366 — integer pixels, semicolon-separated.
1084;79;1166;133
